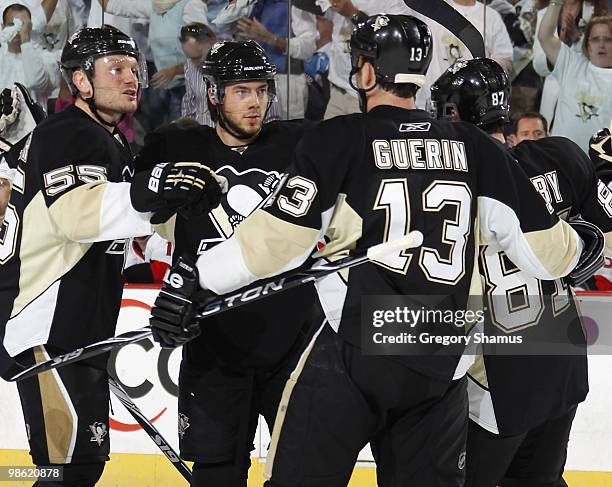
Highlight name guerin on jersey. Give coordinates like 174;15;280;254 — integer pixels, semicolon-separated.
372;138;468;171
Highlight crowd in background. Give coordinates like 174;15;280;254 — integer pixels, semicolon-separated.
1;0;611;146
1;0;612;281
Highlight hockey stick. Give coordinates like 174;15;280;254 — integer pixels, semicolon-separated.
8;231;424;381
108;376;192;482
405;0;485;58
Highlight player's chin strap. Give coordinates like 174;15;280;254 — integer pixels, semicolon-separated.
82;71;133;130
84;94;125;129
217;109;260;141
7;231;425;382
215;81;273;140
216;100;272;141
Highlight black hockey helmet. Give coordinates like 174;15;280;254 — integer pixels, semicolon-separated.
430;58;510;129
60;26;148;96
202;40;277;105
589;128;612;183
349;14;432;89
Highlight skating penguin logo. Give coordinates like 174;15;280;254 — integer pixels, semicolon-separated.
178;413;190;439
577;102;599;122
88;422;108;446
197;166;282;252
372;15;389;32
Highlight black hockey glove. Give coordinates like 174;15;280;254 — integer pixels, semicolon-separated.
567;217;605;287
150;256;202;348
589;128;612;184
130;162;225;224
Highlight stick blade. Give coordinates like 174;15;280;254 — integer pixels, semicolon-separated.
367;231;424;260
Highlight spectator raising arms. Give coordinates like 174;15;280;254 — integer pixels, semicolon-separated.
0;2;60;107
539;0;612;152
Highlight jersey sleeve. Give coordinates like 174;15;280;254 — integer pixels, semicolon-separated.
29;122;152;243
531;136;612;257
551;43;577;84
196;117;359;294
473;129;583;279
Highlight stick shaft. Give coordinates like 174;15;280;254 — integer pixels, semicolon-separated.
9;232;423;381
109;377;192;482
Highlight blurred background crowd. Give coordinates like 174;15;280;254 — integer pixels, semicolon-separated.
1;0;611;283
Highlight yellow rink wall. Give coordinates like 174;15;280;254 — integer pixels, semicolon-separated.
1;450;612;486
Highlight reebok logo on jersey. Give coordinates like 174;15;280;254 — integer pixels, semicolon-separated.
399;122;431;132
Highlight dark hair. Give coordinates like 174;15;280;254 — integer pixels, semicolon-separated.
514;112;549;135
378;79;418;99
180;23;215;43
2;3;31;25
481;120;507;135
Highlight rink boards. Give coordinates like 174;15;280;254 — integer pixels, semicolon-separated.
0;286;611;486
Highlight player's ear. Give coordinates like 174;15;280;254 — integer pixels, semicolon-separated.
207;87;218;107
361;62;377;91
450;107;461;122
73;69;93;100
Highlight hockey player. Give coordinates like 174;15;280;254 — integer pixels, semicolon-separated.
150;15;585;487
430;57;612;487
140;40;317;487
0;27;222;486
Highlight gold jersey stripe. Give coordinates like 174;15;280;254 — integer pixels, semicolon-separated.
524;219;580;278
34;346;76;464
264;320;328;480
48;181;107;242
235;209;319;278
153;215;177;245
12;192;90;317
313;194;362;260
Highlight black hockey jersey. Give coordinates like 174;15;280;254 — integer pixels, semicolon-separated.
136;120;316;369
469;136;612;435
0;106;153;379
195;107;583;380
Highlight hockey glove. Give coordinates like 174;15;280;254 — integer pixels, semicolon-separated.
150;256;201;348
589;128;612;185
130;162;226;224
567;217;605;287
